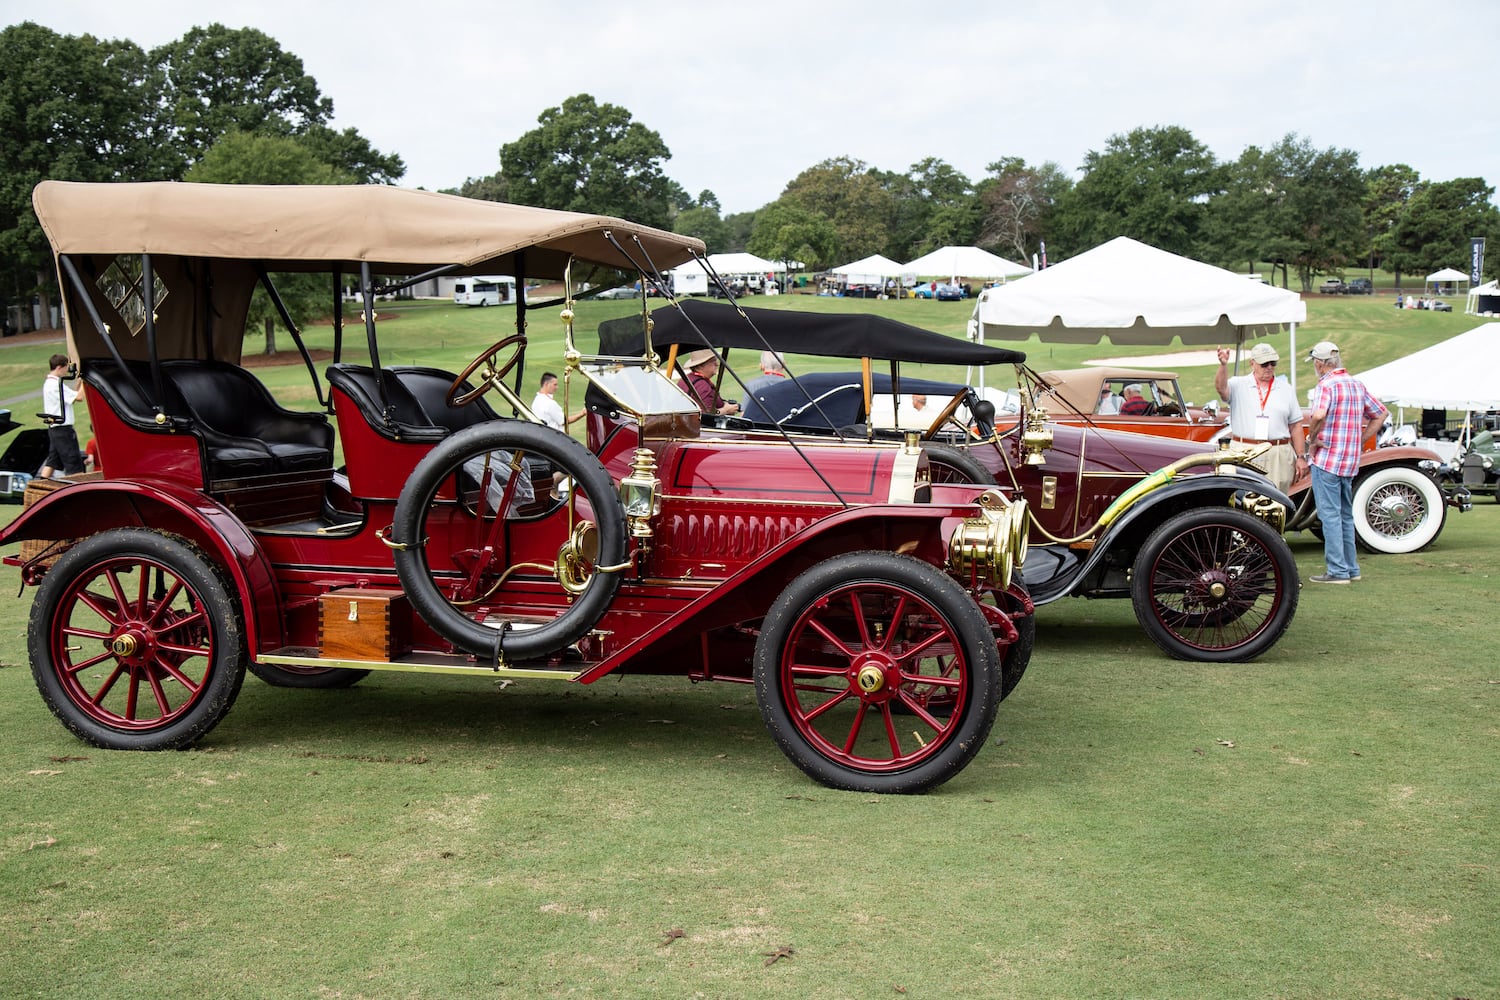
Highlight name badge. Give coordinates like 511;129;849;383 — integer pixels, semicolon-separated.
1254;414;1271;440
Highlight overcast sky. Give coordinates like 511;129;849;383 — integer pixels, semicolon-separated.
12;0;1500;215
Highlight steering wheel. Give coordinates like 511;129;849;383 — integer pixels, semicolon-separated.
923;389;972;439
447;334;527;407
1141;401;1160;416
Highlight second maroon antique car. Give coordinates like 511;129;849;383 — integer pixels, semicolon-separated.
3;181;1035;794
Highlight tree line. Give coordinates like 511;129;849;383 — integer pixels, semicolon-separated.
6;21;1498;320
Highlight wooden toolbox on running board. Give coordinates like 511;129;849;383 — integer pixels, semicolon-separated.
318;587;412;661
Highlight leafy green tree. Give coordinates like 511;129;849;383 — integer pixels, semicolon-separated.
1200;145;1284;279
1050;125;1220;258
1262;135;1365;290
747;201;838;271
499;94;680;228
185;130;351;185
722;211;757;253
1388;177;1500;282
296;124;404;185
152;24;331;154
0;23;176;322
899;158;981;257
780;156;895;262
1362;164;1420;272
976;157;1071;263
150;24;400;183
450;173;509;202
673;191;731;253
1202;135;1364;289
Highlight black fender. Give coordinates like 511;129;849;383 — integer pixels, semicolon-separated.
0;479;284;652
1039;473;1293;599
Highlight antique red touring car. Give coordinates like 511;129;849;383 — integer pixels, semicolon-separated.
603;301;1301;664
3;181;1036;793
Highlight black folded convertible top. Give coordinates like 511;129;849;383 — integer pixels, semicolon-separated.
597;300;1026;366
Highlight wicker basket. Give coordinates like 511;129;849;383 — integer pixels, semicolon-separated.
18;476;84;568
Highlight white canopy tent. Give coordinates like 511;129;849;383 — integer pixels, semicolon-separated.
1356;324;1500;447
1356;324;1500;411
830;253;909;287
707;251;784;274
1425;267;1471;295
970;236;1308;387
903;246;1033;281
1465;279;1500;315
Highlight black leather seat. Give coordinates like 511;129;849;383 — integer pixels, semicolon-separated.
160;361;333;478
84;358;333;482
326;364;446;443
387;366;502;434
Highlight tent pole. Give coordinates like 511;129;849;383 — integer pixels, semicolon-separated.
1289;322;1299;399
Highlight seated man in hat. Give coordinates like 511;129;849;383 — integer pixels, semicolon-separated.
683;349;740;416
1214;341;1307;491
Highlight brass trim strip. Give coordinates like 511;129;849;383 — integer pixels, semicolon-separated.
257;651;582;680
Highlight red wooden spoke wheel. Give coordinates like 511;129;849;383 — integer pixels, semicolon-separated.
755;551;1001;794
28;529;247;749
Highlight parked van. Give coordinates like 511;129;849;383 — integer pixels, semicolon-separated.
453;276;515;307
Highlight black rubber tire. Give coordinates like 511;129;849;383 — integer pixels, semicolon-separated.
925;443;996;486
1351;465;1446;554
1130;507;1299;663
754;551;1001;794
28;529;248;750
248;662;370;688
392;421;627;660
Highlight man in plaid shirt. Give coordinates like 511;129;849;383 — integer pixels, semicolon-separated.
1304;341;1388;583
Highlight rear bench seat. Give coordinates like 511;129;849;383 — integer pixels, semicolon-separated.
82;357;333;482
160;361;333;477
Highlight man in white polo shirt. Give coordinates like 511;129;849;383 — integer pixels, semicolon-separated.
1214;341;1307;491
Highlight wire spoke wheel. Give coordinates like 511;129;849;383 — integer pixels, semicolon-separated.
755;552;1001;793
1352;466;1445;554
28;529;246;749
1131;508;1298;662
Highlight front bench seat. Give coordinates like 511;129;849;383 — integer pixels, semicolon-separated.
326;364;446;443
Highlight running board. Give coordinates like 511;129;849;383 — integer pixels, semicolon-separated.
258;647;585;680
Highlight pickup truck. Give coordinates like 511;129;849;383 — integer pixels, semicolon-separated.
1319;278;1347;294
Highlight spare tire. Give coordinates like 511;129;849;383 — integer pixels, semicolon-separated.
391;422;627;660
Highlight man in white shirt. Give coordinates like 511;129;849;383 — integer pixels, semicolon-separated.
531;372;582;432
1214;341;1306;491
39;353;85;478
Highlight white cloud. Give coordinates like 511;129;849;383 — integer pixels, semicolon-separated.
12;0;1500;212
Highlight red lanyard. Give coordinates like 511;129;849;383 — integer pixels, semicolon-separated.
1256;377;1273;413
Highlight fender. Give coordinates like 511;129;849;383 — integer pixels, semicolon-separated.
1285;445;1443;500
1055;473;1292;590
0;480;283;652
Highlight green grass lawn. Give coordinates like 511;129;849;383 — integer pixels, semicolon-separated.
0;505;1495;998
0;292;1495;997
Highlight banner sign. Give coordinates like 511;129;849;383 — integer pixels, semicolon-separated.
1471;237;1485;286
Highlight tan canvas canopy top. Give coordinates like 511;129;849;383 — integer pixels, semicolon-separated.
35;181;705;365
1037;366;1182;412
34;181;705;275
